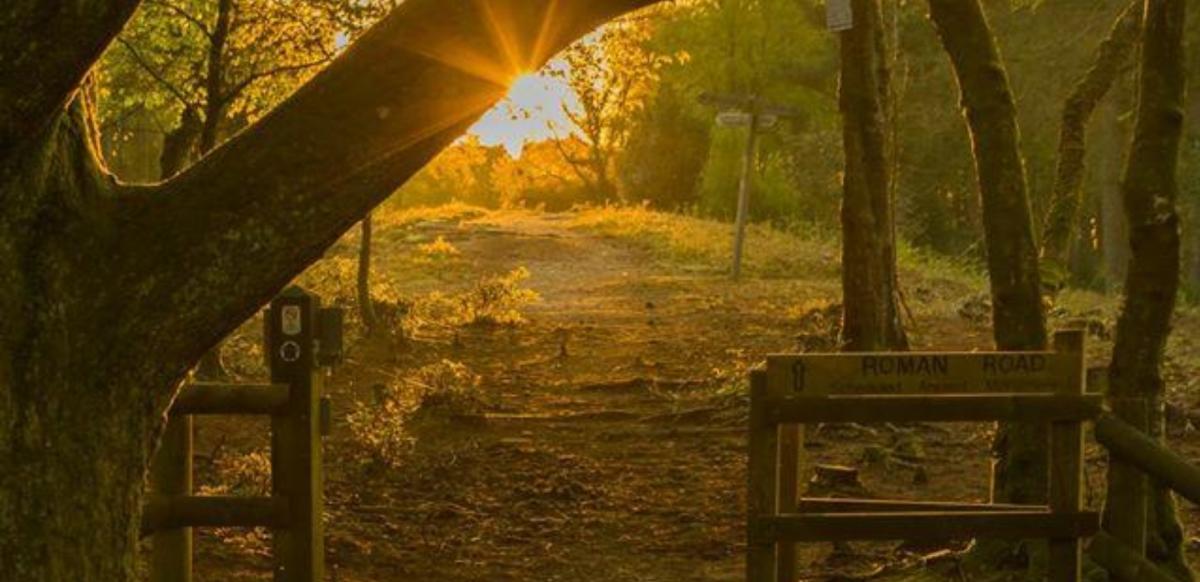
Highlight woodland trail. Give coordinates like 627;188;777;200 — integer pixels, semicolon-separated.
188;210;1200;582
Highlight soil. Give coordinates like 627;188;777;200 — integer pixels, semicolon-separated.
175;211;1200;581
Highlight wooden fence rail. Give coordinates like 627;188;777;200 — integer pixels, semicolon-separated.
748;327;1200;582
748;330;1098;582
144;286;341;582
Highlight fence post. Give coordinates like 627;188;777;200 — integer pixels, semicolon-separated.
747;369;779;582
151;415;193;582
268;287;324;582
1049;329;1086;581
1103;392;1148;579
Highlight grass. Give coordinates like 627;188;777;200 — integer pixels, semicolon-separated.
566;204;840;279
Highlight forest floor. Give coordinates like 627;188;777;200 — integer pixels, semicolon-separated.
169;205;1200;581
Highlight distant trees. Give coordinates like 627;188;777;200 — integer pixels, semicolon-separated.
554;18;671;203
1040;1;1142;288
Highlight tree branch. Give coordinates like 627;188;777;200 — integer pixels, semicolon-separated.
0;0;144;163
113;0;660;392
116;37;198;112
144;0;216;40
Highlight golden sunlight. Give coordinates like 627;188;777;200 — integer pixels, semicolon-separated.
468;68;576;156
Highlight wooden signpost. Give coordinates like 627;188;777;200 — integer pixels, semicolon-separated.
145;286;341;582
747;330;1100;582
699;93;798;280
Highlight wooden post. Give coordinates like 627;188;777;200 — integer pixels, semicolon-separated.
151;415;193;582
268;287;324;582
731;109;759;280
777;422;801;582
1048;329;1085;581
1103;389;1148;579
747;370;779;582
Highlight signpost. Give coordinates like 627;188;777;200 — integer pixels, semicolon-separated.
748;331;1098;582
699;93;798;280
765;351;1077;396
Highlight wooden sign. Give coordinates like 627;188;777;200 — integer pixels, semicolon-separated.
826;0;854;32
766;351;1075;396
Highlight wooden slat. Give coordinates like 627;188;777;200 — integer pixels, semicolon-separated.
797;497;1040;513
172;383;290;415
1089;531;1182;582
751;510;1100;542
1095;413;1200;506
763;393;1101;424
746;370;778;582
1049;329;1086;582
766;351;1074;396
776;423;801;581
150;416;193;582
141;496;290;534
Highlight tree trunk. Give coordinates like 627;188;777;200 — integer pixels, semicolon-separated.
358;213;378;334
1040;1;1142;284
0;96;174;581
0;0;657;578
1096;96;1131;288
159;107;201;180
1104;0;1191;579
927;0;1049;517
839;0;907;352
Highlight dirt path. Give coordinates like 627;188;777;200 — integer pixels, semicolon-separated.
188;210;1200;581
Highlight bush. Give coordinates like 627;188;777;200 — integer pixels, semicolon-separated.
346;360;485;469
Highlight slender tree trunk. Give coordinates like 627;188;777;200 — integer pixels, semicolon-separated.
1040;1;1142;278
0;1;658;578
159;107;201;180
839;0;906;351
1096;96;1131;288
194;0;236;380
1105;0;1191;578
927;0;1049;519
358;213;378;334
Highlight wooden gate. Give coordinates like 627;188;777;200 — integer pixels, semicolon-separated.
142;286;343;582
747;329;1103;582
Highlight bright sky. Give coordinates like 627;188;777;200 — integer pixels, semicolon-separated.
468;63;578;156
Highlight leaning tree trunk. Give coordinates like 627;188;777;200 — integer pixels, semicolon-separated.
1104;0;1191;578
1040;0;1142;285
0;0;657;579
926;0;1050;571
927;0;1048;497
839;0;907;352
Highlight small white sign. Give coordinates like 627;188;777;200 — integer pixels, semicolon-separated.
281;306;302;336
827;0;854;32
717;111;752;128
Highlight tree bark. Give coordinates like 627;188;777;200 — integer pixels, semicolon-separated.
1105;0;1191;578
926;0;1049;521
0;0;143;159
0;1;657;579
1040;0;1142;279
839;0;907;351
